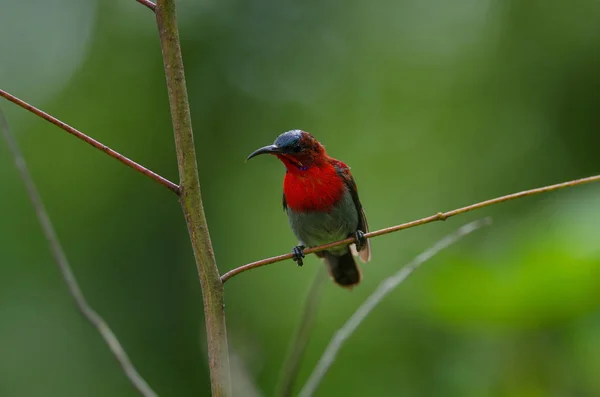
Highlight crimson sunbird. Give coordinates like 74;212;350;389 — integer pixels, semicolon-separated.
247;130;371;288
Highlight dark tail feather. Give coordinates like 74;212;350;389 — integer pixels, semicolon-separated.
321;251;362;288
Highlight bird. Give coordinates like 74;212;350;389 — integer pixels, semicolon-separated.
246;130;371;288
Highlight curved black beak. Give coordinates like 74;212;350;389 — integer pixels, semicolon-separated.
246;144;282;161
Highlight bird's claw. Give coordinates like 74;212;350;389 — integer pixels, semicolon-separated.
292;245;305;266
354;230;367;252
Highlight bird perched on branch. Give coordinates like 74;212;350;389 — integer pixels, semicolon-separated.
247;130;371;288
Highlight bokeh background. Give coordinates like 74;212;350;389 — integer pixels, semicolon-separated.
1;0;600;396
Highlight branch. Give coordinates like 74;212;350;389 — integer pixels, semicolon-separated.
0;110;157;397
297;218;492;397
276;268;327;397
155;1;231;396
221;174;600;283
0;88;179;194
136;0;156;11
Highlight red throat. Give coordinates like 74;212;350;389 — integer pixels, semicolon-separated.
280;157;346;212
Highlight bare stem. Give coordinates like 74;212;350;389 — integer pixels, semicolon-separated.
276;268;328;397
0;110;157;397
0;88;179;194
136;0;156;11
155;1;231;395
298;218;492;397
221;174;600;283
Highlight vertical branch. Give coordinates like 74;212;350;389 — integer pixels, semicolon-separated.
0;111;157;397
154;1;231;395
276;268;327;397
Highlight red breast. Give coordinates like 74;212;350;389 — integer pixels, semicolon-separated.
282;160;346;212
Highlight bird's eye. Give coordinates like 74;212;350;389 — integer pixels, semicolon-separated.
292;144;302;153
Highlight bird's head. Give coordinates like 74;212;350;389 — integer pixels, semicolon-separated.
247;130;327;171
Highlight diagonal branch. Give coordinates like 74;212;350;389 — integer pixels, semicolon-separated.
221;174;600;283
297;218;492;397
0;110;157;397
136;0;156;11
0;88;179;194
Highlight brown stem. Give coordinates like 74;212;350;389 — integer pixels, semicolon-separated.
136;0;156;11
0;88;179;194
155;1;231;395
221;174;600;283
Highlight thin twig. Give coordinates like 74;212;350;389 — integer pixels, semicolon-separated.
221;174;600;283
0;110;157;397
276;268;328;397
155;0;231;395
298;218;492;397
136;0;156;11
0;88;179;194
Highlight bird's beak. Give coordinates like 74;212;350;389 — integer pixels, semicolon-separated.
246;144;282;161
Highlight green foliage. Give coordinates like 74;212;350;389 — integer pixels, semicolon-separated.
1;0;599;395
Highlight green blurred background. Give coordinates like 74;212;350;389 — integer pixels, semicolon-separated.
1;0;600;396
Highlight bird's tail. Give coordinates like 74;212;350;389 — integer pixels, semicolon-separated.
321;250;362;288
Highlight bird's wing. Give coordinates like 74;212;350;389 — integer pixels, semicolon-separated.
282;192;287;211
333;161;372;263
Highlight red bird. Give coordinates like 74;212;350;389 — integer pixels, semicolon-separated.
247;130;371;287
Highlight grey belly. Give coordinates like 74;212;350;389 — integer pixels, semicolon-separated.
286;190;359;255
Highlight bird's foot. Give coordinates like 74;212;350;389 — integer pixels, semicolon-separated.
354;230;367;252
292;245;305;266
